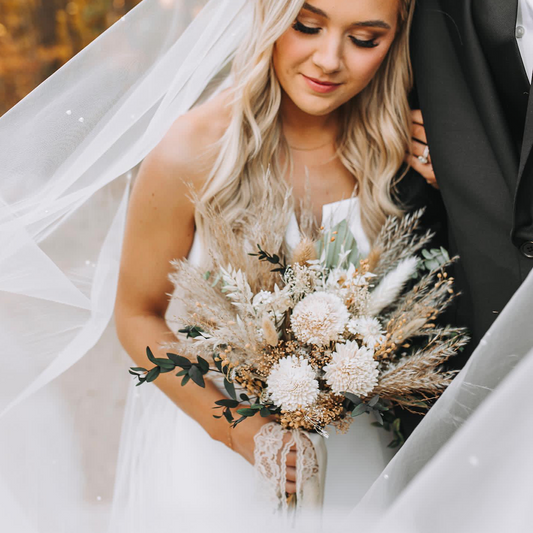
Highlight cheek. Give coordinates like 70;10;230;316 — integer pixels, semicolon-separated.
273;32;310;80
345;46;392;89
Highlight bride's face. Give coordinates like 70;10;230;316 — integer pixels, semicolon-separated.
273;0;400;117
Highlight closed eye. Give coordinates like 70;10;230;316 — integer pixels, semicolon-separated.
293;20;379;49
292;20;320;35
349;36;378;48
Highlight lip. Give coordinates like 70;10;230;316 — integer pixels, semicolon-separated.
302;74;342;94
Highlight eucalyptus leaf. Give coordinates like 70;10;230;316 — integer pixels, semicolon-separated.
215;399;240;408
223;409;234;423
236;408;257;417
343;392;362;405
351;403;368;417
372;410;384;426
130;367;147;372
153;358;175;369
181;374;190;387
189;366;206;388
260;407;271;417
146;346;156;364
167;353;192;368
197;356;210;374
368;395;380;408
224;379;237;400
145;367;160;383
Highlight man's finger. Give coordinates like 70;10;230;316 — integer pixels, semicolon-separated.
411;108;424;125
411;123;427;144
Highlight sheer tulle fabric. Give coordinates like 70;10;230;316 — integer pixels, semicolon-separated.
0;0;532;531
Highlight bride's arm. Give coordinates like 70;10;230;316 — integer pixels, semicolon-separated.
114;116;280;473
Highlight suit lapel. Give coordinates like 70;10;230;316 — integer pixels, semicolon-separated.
440;0;520;193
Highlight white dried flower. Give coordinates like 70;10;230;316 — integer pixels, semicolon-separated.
323;341;379;396
290;291;349;346
347;317;386;348
252;290;273;309
267;356;319;412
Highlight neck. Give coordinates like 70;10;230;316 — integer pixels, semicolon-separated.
280;91;339;149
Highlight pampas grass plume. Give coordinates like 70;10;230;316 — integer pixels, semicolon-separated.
262;315;279;347
368;257;418;315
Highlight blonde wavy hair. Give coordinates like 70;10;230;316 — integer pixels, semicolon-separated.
196;0;415;247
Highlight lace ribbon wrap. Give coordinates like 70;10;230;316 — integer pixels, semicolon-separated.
253;422;327;515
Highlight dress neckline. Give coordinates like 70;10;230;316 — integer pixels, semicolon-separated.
285;196;371;258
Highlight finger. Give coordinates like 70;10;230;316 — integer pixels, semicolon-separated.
411;139;430;160
286;480;297;494
411;123;427;145
285;466;297;482
408;155;438;185
286;450;297;467
411;109;424;125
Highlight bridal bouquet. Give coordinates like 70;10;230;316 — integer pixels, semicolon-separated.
130;207;468;447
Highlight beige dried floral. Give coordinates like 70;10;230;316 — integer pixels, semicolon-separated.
262;315;279;347
291;237;317;266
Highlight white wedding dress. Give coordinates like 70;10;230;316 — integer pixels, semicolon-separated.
108;197;395;532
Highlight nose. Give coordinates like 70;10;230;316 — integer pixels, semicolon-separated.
312;33;343;74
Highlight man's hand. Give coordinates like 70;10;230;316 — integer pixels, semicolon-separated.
407;110;439;189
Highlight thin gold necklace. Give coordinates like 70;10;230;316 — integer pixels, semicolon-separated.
288;139;334;151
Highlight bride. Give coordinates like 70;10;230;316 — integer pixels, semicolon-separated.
3;0;533;531
111;0;418;528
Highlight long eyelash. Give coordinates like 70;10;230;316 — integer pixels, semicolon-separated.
292;20;320;35
349;36;378;49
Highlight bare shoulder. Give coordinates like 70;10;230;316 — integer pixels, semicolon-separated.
142;90;233;193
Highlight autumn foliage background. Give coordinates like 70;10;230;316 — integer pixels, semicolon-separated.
0;0;143;116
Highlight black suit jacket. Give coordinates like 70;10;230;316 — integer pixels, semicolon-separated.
411;0;533;356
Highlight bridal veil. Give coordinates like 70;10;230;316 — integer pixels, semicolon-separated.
0;0;532;531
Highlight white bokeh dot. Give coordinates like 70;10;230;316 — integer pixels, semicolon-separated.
468;455;480;467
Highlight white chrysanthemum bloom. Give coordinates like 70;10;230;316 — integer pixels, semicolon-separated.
347;316;386;348
267;356;319;411
323;341;379;396
290;291;349;346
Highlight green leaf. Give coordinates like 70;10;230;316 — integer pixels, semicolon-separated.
223;409;234;423
260;407;271;418
197;356;210;374
368;395;380;408
343;392;362;405
239;393;250;402
372;410;384;426
146;346;156;364
351;403;368;417
215;399;240;408
189;366;206;388
130;367;147;372
224;379;237;400
153;358;175;369
128;369;141;376
236;408;257;417
175;369;188;377
145;367;160;383
167;353;192;368
181;374;190;387
213;356;223;372
159;366;174;374
316;219;360;269
232;416;247;427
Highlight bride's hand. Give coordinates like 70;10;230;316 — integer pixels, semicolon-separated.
407;109;439;189
226;413;299;494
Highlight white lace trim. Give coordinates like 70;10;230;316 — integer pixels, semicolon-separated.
253;422;321;514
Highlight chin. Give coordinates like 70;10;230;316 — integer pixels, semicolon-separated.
291;95;343;116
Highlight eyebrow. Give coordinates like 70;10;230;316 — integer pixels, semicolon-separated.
301;2;392;30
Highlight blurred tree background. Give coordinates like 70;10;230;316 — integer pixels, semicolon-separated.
0;0;143;116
